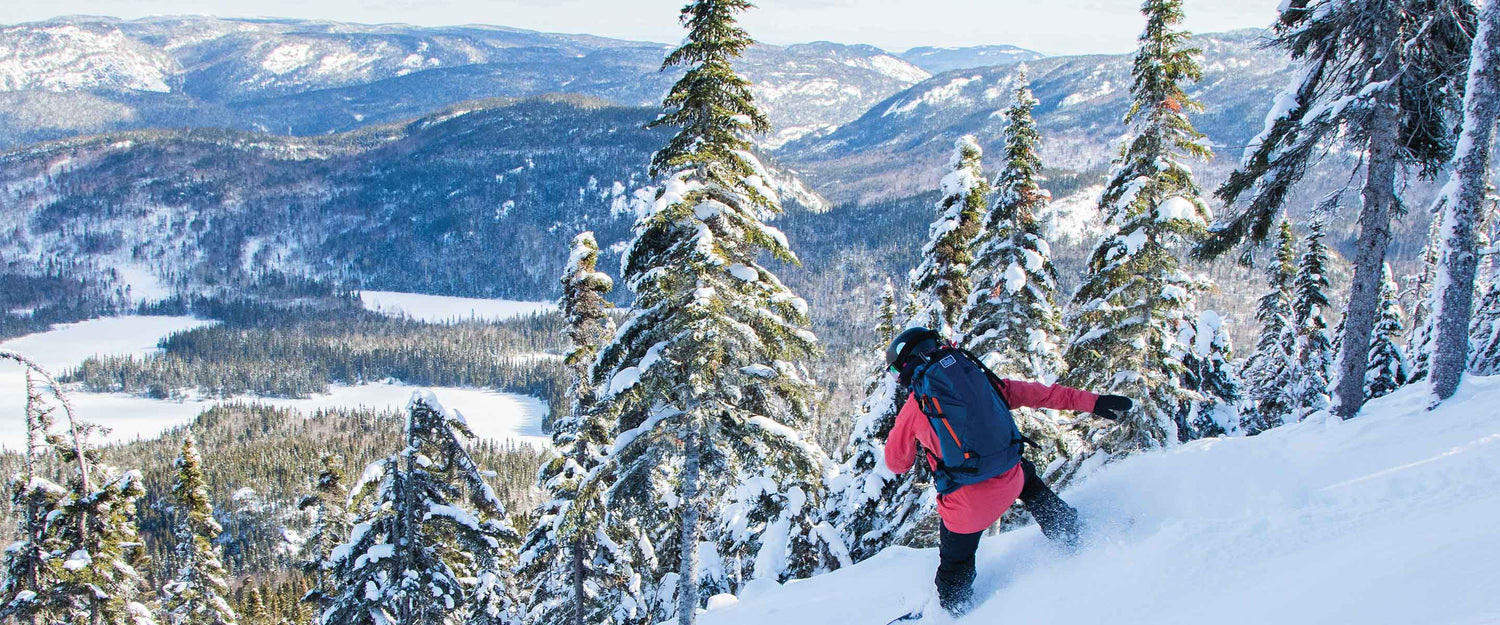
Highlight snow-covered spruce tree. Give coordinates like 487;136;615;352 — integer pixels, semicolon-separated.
161;434;238;625
1470;281;1500;374
1422;0;1500;403
1291;218;1336;416
1061;0;1232;465
823;280;935;563
45;438;158;625
875;279;900;347
1240;220;1300;434
962;68;1068;384
0;351;162;625
241;587;266;625
0;371;66;624
520;231;630;625
1200;0;1476;418
958;67;1080;475
320;392;520;625
296;454;348;613
1365;264;1411;400
1178;311;1242;439
909;136;990;334
592;2;835;621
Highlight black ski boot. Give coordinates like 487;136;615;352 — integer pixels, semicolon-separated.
1018;458;1082;550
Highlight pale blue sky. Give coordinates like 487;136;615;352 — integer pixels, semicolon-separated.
2;0;1280;56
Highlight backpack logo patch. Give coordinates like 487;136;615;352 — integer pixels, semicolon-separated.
939;355;957;368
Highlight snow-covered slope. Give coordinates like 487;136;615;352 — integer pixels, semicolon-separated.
702;377;1500;625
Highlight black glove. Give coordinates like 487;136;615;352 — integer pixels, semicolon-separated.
1092;395;1133;421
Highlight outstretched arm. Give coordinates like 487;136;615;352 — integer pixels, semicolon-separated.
999;379;1133;420
998;379;1100;413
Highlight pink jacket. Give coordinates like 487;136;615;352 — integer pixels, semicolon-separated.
884;379;1099;534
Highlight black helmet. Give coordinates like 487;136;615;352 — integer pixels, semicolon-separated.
885;327;941;370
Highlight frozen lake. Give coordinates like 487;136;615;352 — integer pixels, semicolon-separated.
357;290;556;323
0;316;550;450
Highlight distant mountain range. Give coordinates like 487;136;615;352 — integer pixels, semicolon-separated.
781;29;1291;202
898;45;1045;74
0;16;1445;320
0;16;932;149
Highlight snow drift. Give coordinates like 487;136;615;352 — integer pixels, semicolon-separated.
702;376;1500;625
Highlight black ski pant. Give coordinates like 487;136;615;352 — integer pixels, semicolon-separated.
934;458;1080;612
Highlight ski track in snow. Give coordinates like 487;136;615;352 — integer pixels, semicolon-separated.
0;316;550;450
702;376;1500;625
357;290;556;323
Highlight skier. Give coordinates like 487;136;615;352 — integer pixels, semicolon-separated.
883;327;1133;616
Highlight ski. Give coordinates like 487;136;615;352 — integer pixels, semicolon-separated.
884;610;924;624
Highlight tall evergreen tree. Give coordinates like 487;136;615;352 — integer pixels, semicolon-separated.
591;2;837;621
874;280;900;345
1062;0;1231;466
520;231;632;625
1422;0;1500;402
910;136;989;334
320;392;520;625
824;281;936;564
0;371;66;624
241;587;267;625
1241;220;1300;433
1200;0;1476;418
959;68;1079;475
161;434;238;625
1291;218;1336;416
296;454;348;614
1365;264;1411;400
962;68;1068;383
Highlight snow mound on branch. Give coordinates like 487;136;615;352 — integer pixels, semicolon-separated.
701;376;1500;625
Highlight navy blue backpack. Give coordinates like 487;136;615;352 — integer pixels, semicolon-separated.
908;345;1026;495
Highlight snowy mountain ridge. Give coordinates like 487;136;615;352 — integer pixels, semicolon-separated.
700;376;1500;625
899;44;1046;74
0;15;932;150
0;21;177;92
782;29;1289;202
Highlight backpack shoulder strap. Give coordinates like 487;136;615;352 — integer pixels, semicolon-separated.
953;348;1012;410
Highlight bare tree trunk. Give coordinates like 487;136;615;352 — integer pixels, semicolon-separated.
1334;52;1403;418
1430;0;1500;402
676;428;701;625
571;537;586;625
